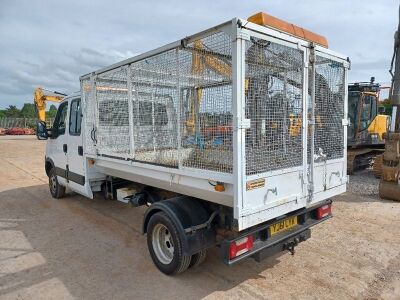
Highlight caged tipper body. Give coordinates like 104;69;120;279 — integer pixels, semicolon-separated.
37;12;349;274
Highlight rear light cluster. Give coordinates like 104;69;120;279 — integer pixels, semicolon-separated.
229;235;254;259
316;204;332;219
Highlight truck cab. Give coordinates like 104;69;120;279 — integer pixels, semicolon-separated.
37;93;93;199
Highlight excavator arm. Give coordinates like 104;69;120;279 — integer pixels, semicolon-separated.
379;5;400;200
34;87;66;122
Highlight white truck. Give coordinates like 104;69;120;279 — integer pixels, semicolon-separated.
36;12;349;275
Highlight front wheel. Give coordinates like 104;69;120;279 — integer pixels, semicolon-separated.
147;212;191;275
48;168;65;199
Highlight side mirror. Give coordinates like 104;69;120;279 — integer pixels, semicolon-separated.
36;121;48;140
378;106;385;114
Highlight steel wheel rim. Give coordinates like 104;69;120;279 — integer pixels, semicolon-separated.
49;175;57;194
152;223;174;264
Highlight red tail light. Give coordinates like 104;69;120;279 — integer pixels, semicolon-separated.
229;235;254;259
316;204;332;219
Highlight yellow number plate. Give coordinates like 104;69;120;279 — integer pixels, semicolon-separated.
269;216;298;236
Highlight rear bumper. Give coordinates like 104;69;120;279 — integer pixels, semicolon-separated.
221;199;332;265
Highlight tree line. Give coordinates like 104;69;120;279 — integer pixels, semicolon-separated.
0;103;58;119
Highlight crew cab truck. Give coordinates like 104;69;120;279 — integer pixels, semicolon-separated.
36;12;349;275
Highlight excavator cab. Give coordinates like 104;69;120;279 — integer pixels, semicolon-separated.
346;79;390;174
348;79;382;146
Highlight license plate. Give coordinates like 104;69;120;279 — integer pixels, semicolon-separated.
269;216;298;236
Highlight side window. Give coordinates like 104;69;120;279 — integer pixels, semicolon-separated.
69;98;82;135
53;102;68;137
360;95;373;131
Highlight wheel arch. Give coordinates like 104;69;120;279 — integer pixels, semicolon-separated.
45;157;55;176
143;196;217;256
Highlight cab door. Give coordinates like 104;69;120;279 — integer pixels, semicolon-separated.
47;101;69;187
67;97;93;198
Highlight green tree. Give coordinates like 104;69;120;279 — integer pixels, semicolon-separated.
47;104;58;118
0;110;6;118
5;105;21;117
20;103;36;118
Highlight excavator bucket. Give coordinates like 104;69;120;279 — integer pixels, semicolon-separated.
379;133;400;201
379;180;400;201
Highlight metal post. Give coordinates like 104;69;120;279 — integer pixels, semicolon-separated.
343;60;349;179
301;48;309;203
126;65;135;159
232;19;248;229
308;44;316;202
283;71;288;154
176;48;183;169
151;81;156;152
92;73;99;150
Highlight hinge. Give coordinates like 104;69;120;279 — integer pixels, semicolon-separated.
235;31;250;41
309;42;316;64
342;118;350;126
235;117;251;130
297;42;303;50
345;57;351;70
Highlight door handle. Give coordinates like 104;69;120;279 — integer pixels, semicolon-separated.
63;144;68;153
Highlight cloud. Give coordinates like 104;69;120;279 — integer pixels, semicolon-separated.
0;0;398;108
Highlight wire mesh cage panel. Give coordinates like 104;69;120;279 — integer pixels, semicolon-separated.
130;49;179;167
313;56;345;160
96;68;130;156
244;37;304;175
178;32;233;173
82;78;96;155
85;30;233;173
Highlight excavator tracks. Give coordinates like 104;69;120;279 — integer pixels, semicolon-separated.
347;148;384;175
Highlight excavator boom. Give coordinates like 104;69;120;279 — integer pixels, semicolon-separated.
34;87;66;122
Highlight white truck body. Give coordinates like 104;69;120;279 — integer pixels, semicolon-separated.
45;18;348;232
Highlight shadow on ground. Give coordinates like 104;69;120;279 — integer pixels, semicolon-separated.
0;184;284;300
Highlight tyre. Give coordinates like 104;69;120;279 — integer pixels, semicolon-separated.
189;250;207;268
48;168;66;199
147;212;191;275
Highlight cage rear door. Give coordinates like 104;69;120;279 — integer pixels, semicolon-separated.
236;28;308;231
308;49;348;203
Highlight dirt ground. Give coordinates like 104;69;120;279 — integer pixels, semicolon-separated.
0;136;399;300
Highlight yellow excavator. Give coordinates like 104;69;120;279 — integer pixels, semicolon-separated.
33;87;66;122
379;5;400;201
184;40;231;135
347;79;390;175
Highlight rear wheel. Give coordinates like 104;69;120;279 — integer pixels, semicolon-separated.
147;212;191;275
189;250;207;268
48;168;65;199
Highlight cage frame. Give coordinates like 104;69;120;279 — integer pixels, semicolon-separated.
80;18;349;231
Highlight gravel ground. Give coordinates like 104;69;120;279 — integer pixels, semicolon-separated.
347;168;380;198
0;136;399;300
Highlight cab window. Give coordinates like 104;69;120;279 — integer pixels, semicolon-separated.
69;98;82;135
53;102;68;137
360;95;375;131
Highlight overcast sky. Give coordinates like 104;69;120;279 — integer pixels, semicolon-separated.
0;0;398;108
